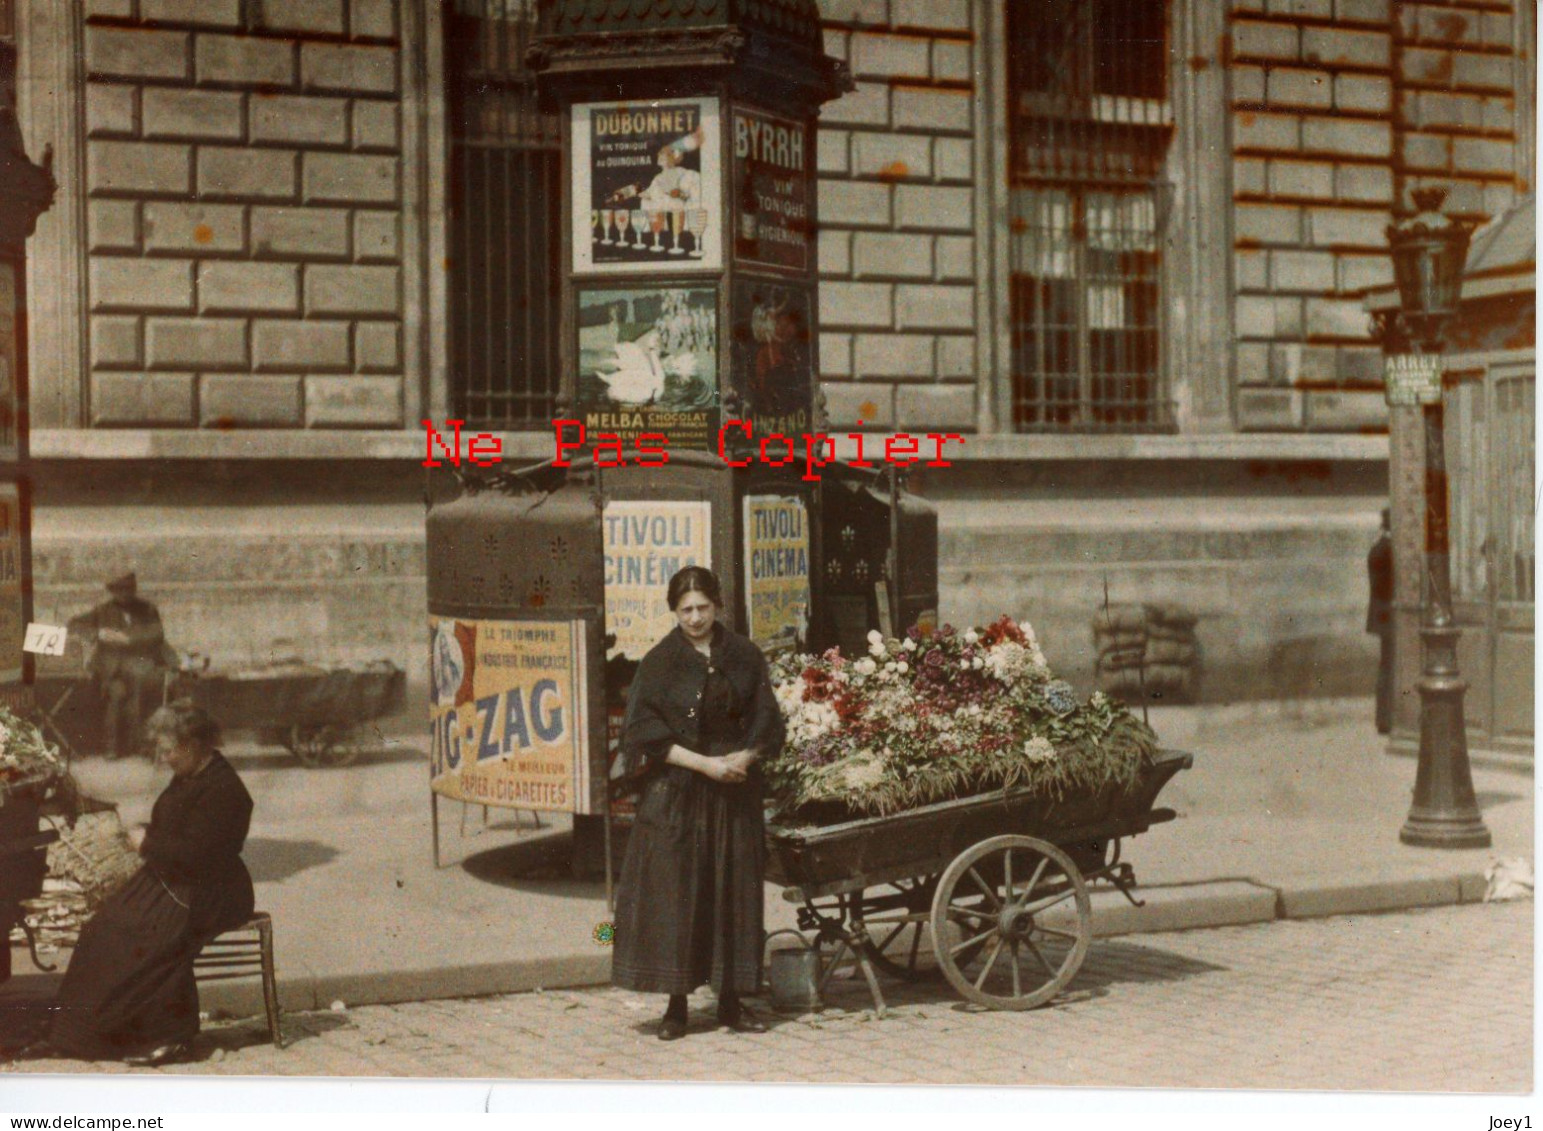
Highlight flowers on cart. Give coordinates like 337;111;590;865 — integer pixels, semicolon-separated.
0;706;65;788
765;616;1158;821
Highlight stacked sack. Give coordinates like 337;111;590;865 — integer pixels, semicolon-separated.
1092;603;1148;700
1092;602;1201;705
1142;603;1200;703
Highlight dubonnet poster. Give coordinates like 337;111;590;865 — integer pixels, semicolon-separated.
572;97;723;273
576;286;719;451
428;617;591;813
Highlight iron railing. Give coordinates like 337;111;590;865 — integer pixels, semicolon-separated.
1006;0;1174;432
446;0;562;430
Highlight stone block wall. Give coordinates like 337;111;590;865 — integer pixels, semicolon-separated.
1395;0;1526;210
1230;0;1399;433
814;0;979;433
1231;0;1524;434
80;0;406;429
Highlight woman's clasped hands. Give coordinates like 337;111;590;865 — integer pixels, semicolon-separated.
701;749;756;784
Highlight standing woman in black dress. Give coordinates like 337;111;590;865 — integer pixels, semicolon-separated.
611;566;785;1039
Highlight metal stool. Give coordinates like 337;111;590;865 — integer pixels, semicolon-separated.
194;912;283;1048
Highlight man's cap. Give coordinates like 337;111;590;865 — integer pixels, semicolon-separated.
106;571;137;592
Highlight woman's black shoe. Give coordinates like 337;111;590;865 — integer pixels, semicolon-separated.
717;1005;767;1034
657;1016;687;1041
123;1042;191;1067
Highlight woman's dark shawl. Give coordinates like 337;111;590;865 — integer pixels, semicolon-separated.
614;624;785;793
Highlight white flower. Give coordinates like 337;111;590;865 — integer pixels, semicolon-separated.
1090;690;1108;708
902;638;916;652
883;661;896;672
1022;736;1057;764
897;661;909;674
972;656;984;670
867;629;883;645
855;657;877;676
983;641;1028;683
840;755;886;791
964;630;978;644
960;659;972;670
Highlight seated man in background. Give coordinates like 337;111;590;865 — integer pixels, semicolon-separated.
74;572;167;759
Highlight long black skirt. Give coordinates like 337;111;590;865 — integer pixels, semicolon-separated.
611;766;765;996
49;868;202;1059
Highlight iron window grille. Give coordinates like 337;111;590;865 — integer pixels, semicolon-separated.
1006;0;1175;433
446;0;562;430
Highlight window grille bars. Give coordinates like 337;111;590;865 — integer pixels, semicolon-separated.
446;0;562;430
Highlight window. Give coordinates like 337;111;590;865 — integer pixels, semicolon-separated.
1007;0;1173;432
445;0;561;429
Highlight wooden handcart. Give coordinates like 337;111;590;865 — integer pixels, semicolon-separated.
189;660;406;767
764;748;1192;1013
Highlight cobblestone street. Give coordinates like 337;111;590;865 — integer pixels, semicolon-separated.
8;900;1530;1093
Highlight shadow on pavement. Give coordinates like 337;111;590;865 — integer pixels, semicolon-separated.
243;837;341;884
200;1010;351;1057
460;831;603;900
1474;789;1528;810
811;936;1224;1015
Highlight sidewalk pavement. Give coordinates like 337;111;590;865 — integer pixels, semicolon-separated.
4;696;1532;1021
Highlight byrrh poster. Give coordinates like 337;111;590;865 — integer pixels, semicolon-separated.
731;107;811;273
576;286;719;451
428;617;591;814
743;494;810;656
572;97;723;273
604;499;711;660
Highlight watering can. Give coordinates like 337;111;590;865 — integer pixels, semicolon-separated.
764;929;822;1011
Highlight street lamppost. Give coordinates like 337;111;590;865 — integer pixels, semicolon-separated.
1382;186;1491;849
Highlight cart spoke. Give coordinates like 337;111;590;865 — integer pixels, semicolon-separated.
874;922;907;953
946;901;992;925
1024;937;1060;978
1003;849;1012;895
906;922;923;970
1034;925;1081;943
972;936;1006;990
967;867;1001;910
1010;939;1022;998
949;925;996;957
1017;857;1050;906
1023;886;1078;916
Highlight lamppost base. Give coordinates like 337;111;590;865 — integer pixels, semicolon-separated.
1399;812;1492;849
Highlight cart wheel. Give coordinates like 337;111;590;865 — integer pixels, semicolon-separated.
856;876;949;981
930;834;1091;1011
286;724;361;768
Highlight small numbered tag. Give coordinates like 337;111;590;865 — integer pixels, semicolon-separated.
23;623;68;656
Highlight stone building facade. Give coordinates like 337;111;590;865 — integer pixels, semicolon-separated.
11;0;1535;716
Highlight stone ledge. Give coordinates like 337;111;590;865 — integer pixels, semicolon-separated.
32;429;1392;463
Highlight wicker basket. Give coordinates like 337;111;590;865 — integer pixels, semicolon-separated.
45;804;142;910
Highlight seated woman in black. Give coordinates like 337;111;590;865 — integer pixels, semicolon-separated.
48;702;255;1066
610;566;786;1040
